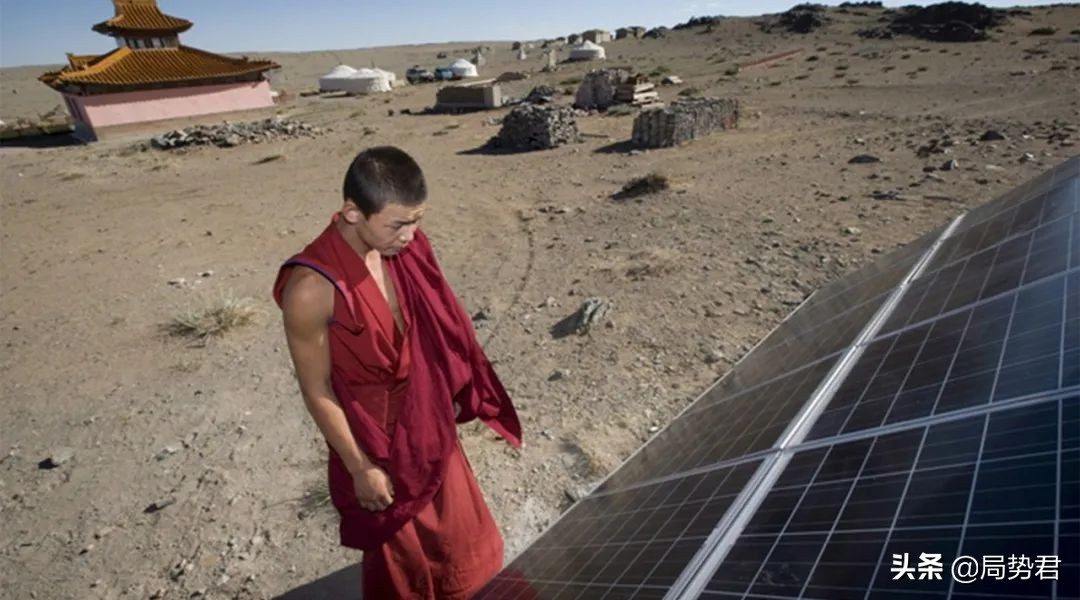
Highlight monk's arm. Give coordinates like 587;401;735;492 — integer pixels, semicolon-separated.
280;270;374;476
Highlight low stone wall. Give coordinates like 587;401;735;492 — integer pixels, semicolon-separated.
631;97;740;148
495;104;580;151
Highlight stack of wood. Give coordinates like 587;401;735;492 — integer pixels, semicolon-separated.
615;77;661;107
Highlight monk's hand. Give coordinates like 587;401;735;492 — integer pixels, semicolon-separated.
353;465;395;512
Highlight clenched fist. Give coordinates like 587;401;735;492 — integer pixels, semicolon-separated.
352;465;395;512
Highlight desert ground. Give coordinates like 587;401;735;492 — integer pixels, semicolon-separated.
1;3;1078;599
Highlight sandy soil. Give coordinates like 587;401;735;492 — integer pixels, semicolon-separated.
1;5;1078;599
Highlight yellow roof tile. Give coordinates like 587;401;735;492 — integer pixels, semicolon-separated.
92;1;192;35
40;46;278;89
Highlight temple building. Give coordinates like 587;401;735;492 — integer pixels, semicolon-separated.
40;0;279;141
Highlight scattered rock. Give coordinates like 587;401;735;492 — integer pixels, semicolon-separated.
870;189;900;200
979;129;1007;141
551;297;611;338
154;445;181;461
524;85;558;105
549;369;570;381
564;484;591;502
941;159;959;171
703;348;726;364
848;154;881;164
150;117;322;150
144;497;177;514
38;447;75;470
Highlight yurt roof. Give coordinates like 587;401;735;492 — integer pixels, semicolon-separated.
450;58;475;68
322;64;358;78
352;68;387;79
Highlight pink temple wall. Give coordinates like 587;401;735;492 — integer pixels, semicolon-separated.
66;80;273;134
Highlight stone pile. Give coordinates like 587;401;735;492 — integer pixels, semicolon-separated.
761;4;830;34
524;85;558;104
574;69;631;110
632;97;740;148
494;104;580;151
859;2;1007;41
150;117;322;149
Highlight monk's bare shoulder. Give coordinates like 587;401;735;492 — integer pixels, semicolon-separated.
280;266;333;332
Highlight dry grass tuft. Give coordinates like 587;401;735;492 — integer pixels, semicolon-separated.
165;294;260;342
613;171;671;200
300;479;333;515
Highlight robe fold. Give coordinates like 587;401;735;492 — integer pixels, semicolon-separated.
273;216;520;598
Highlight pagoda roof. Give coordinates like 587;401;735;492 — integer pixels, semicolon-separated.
92;0;192;35
40;46;278;90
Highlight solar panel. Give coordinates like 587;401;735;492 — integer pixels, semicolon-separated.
948;156;1078;242
810;270;1078;440
701;394;1078;600
476;158;1080;600
479;460;761;599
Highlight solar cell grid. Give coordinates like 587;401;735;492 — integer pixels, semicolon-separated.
598;357;837;492
476;461;761;599
923;175;1078;276
810;270;1078;441
700;395;1079;600
880;203;1078;336
948;157;1078;239
704;228;940;401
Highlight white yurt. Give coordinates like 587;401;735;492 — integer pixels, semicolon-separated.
349;69;393;94
569;41;606;61
372;68;397;87
319;64;359;92
449;58;479;78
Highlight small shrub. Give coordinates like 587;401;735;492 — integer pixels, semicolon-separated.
678;87;702;96
165;294;260;342
1029;27;1056;36
559;76;582;85
614;171;671;200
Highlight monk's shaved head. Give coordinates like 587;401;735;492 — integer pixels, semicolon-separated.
342;146;427;217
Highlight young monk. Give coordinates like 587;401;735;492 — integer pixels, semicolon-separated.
273;146;521;599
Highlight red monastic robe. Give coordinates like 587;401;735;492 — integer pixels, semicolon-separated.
273;217;521;599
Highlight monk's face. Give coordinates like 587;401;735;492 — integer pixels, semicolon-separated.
343;200;426;256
